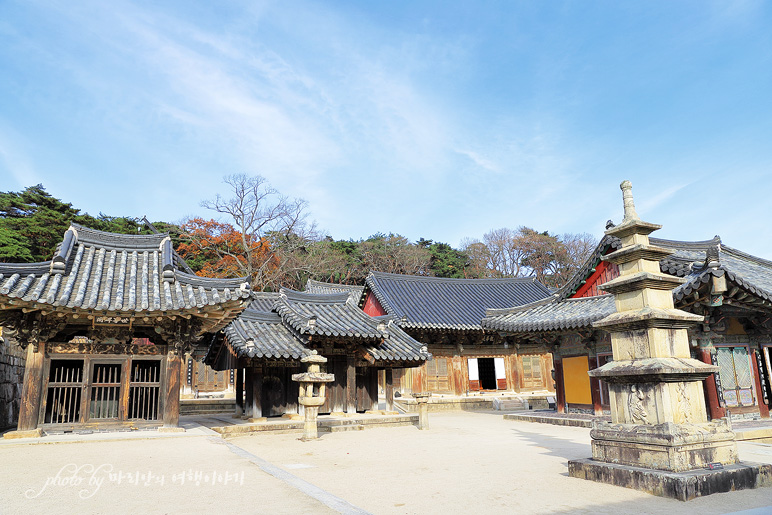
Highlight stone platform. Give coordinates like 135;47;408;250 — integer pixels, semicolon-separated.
569;457;772;501
207;412;419;437
396;392;554;412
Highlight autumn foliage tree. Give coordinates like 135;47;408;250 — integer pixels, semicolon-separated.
177;218;277;282
183;174;311;290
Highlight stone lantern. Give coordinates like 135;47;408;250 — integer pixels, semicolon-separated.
292;350;334;441
413;392;431;430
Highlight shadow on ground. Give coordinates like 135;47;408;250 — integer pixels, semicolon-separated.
509;426;591;462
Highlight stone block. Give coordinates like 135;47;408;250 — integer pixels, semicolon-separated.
3;428;43;439
590;420;738;472
569;458;772;501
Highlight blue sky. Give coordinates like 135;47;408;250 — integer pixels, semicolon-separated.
1;1;771;257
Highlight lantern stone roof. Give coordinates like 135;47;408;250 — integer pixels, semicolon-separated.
363;271;552;331
482;235;772;334
210;288;430;364
0;223;251;333
304;279;364;303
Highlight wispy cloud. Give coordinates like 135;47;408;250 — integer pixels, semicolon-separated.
637;182;693;214
455;149;500;173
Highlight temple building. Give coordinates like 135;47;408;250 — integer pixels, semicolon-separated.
205;289;429;418
360;271;555;396
483;233;772;420
0;224;251;436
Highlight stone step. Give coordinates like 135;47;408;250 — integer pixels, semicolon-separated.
493;398;528;411
180;399;236;415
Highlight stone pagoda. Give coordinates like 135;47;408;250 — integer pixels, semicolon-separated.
569;181;770;500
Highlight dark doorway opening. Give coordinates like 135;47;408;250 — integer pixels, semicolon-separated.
478;358;497;390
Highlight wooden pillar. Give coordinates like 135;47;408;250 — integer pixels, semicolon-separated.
251;366;263;419
699;348;725;420
17;343;45;431
163;351;182;428
553;358;566;414
505;354;520;393
346;355;356;414
385;368;394;412
752;350;770;419
244;366;254;419
235;365;244;417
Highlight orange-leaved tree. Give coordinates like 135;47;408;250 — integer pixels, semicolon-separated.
177;217;277;287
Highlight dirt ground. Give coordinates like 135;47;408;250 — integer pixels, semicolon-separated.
2;411;772;514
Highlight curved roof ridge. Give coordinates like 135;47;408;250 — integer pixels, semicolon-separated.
69;222;169;248
175;271;250;288
280;287;350;304
305;278;364;289
368;270;542;284
650;235;722;250
0;261;53;274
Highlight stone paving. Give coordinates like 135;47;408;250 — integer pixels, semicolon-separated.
2;410;772;514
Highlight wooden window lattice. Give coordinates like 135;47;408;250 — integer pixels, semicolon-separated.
45;360;84;424
717;346;755;407
90;364;121;420
128;361;161;420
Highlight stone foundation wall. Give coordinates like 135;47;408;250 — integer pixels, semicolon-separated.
0;337;26;430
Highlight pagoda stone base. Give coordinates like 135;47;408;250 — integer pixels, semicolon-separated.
590;419;738;472
568;458;772;501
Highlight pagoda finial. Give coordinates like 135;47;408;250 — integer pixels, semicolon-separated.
620;180;639;222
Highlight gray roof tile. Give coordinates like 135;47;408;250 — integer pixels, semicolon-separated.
0;224;251;331
483;295;615;332
364;271;552;331
214;288;429;363
304;279;364;303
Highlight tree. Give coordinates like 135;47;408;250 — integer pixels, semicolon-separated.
177;218;276;280
0;185;81;261
0;185;168;263
0;226;33;262
460;227;598;288
426;242;469;278
458;238;491;279
190;174;311;289
359;233;431;276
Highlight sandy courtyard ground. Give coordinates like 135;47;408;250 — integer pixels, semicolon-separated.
2;411;772;514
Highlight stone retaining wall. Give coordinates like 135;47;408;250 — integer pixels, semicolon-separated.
0;336;26;430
